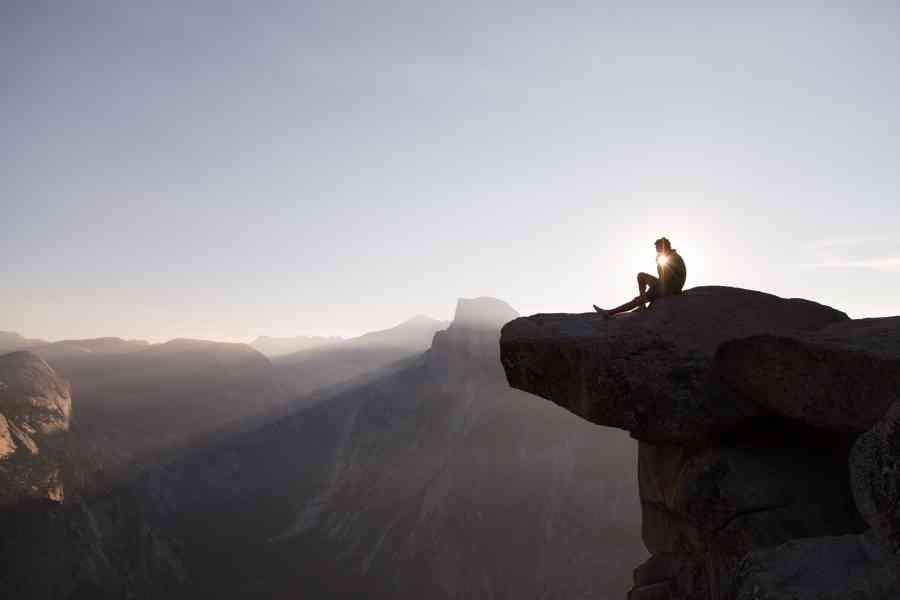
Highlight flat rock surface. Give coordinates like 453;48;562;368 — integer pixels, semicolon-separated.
500;286;849;443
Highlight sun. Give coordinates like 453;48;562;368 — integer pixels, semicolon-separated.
657;254;670;267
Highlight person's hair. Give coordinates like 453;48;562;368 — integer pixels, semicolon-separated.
654;237;672;251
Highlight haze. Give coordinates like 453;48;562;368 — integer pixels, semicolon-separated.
4;1;899;342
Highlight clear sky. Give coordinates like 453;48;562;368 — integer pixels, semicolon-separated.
3;1;899;342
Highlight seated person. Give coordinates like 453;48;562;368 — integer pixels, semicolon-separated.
594;237;686;317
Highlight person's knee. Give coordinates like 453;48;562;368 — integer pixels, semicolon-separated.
637;272;652;284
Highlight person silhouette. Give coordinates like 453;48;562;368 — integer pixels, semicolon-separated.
594;237;686;317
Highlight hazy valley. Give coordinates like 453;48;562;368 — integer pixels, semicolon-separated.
0;299;643;599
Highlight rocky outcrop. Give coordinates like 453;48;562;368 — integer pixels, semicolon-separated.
501;287;848;445
499;286;900;599
0;351;72;506
0;351;71;435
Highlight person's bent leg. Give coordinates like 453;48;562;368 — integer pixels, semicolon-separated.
636;273;656;310
637;272;651;296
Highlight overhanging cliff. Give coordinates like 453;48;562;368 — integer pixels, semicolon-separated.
500;286;900;600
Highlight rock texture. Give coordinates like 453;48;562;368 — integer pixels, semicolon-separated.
0;414;15;459
734;531;898;600
716;316;900;434
851;397;900;573
500;286;900;599
501;286;848;445
0;488;186;600
0;351;71;435
0;351;72;506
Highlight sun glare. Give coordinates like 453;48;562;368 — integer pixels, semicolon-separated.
657;254;669;267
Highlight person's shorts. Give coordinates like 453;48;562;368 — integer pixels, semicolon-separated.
646;275;684;302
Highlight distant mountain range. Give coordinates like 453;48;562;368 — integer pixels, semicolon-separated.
30;337;150;361
251;335;343;357
0;316;449;485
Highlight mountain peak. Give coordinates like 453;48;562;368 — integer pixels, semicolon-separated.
451;297;519;330
398;314;444;328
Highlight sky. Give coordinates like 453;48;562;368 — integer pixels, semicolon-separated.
3;1;899;342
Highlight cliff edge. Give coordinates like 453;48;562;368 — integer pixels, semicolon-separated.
500;286;900;600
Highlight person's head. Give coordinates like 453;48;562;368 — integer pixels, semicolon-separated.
654;237;672;255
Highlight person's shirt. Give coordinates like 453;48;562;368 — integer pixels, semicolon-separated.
658;250;687;295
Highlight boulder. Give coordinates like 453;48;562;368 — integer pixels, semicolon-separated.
500;286;848;444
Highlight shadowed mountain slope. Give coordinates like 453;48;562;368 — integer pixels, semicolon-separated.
2;298;642;599
42;338;285;481
272;314;448;399
136;297;642;599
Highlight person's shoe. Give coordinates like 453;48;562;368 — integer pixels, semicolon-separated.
593;304;610;319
